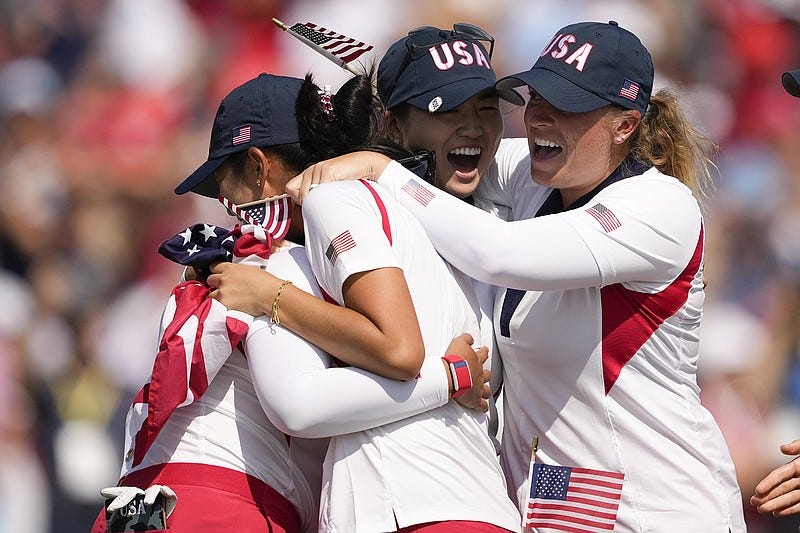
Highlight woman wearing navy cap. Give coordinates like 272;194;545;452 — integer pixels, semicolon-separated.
288;20;747;532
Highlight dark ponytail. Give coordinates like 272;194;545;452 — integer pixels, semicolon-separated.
296;70;387;162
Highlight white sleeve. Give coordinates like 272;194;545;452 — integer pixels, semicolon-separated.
302;181;398;303
377;160;599;290
377;163;701;290
245;317;449;439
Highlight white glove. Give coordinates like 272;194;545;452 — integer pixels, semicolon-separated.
101;484;178;518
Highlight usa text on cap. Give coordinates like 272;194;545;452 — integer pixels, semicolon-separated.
377;23;523;113
496;21;653;115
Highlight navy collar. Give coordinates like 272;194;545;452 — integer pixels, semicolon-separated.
535;157;651;217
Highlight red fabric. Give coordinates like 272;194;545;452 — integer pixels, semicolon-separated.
91;462;300;533
600;227;704;394
132;281;250;467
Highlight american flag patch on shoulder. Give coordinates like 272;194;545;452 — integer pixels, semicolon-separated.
325;230;356;264
401;179;435;206
586;203;621;232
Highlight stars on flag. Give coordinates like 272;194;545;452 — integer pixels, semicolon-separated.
524;462;624;532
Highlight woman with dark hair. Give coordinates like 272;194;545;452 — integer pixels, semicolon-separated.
206;69;520;532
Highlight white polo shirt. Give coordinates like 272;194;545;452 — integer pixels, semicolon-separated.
376;156;746;533
301;180;521;533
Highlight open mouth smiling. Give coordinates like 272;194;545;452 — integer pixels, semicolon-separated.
532;137;562;159
447;146;482;173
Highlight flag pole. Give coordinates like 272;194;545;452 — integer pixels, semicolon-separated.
272;18;363;77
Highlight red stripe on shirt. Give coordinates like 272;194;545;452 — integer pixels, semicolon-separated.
358;179;392;244
600;226;704;394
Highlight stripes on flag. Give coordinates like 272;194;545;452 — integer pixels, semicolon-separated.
232;124;252;145
586;203;621;232
401;179;435;206
524;462;624;533
288;22;373;63
618;78;640;102
325;230;356;264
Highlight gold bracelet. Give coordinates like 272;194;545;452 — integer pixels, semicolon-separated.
271;280;292;325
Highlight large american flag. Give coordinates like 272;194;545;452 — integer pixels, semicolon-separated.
126;223;273;467
523;462;624;532
287;22;373;64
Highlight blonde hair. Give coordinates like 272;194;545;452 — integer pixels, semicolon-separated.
629;89;717;204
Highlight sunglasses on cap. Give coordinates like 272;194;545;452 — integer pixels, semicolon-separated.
385;23;496;103
397;149;436;184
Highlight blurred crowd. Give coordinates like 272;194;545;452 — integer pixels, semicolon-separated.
1;0;800;531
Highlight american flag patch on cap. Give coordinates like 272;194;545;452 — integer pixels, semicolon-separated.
586;203;621;232
618;79;640;102
325;230;356;264
232;125;252;145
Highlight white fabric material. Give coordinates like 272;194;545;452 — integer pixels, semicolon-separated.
302;181;520;533
120;241;455;533
377;156;746;532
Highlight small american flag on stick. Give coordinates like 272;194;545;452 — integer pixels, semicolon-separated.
523;462;624;532
273;18;373;76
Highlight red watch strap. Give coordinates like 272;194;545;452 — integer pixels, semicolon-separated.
443;355;473;399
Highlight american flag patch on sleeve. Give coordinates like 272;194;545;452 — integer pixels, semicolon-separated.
523;462;624;532
325;230;356;264
401;179;435;206
586;203;621;232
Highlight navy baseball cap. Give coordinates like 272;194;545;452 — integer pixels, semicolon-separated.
497;21;653;115
377;24;523;113
782;70;800;97
175;73;304;197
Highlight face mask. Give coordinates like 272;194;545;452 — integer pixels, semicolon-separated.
218;194;293;241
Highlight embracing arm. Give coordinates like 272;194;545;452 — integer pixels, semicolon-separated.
289;154;700;291
246;321;489;438
209;261;423;380
288;153;600;290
